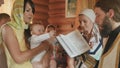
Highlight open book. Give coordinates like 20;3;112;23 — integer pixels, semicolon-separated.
56;29;90;57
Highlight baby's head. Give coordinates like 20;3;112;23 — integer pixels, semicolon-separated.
45;24;56;36
46;24;56;32
30;23;45;35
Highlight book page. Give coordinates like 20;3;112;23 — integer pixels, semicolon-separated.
56;36;74;57
56;29;90;57
66;29;90;56
59;35;81;57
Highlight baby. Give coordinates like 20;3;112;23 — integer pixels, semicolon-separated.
29;23;55;68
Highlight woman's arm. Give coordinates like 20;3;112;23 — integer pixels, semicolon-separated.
2;25;50;64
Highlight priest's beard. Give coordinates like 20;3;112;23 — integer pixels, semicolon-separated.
100;16;112;37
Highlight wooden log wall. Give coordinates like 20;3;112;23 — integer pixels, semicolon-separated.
48;0;76;34
33;0;49;26
33;0;97;34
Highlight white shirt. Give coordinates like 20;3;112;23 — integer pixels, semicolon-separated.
30;33;50;63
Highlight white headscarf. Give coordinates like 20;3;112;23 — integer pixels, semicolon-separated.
79;9;96;23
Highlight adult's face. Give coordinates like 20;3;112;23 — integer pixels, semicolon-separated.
23;2;33;24
94;7;112;37
78;15;93;35
94;7;105;29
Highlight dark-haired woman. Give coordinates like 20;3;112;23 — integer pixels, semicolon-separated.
0;0;50;68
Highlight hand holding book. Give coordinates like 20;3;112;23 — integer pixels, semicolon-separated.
56;29;90;57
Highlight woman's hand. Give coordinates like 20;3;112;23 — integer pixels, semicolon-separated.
39;40;51;51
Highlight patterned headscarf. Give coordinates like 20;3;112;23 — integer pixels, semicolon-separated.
7;0;28;30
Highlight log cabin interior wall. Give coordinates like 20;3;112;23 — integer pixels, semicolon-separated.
0;0;98;34
48;0;76;34
33;0;97;35
33;0;49;27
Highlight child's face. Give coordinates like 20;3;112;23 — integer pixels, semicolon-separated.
47;26;56;36
78;15;93;35
47;27;55;32
32;24;44;35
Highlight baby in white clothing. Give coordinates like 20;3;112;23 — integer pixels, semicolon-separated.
29;23;55;68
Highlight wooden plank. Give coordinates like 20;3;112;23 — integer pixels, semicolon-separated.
48;9;65;15
34;0;49;6
49;2;65;10
49;14;65;17
34;13;48;20
35;6;48;13
49;0;65;3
